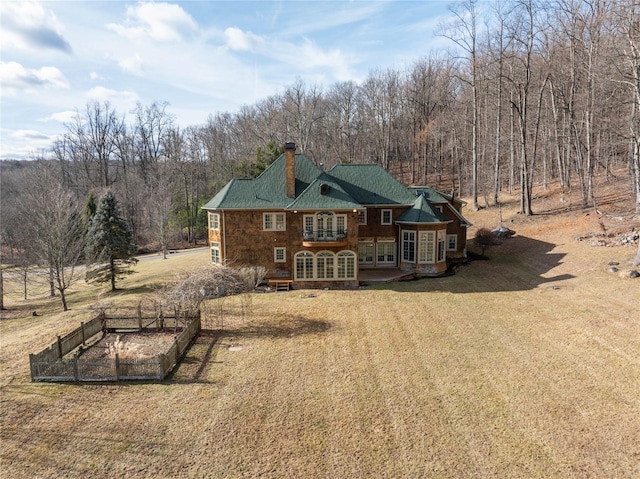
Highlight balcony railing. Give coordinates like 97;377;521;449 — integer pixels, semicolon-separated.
303;230;347;242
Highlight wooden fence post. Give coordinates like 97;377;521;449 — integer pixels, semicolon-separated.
158;355;165;380
57;336;63;359
115;353;120;381
29;354;35;381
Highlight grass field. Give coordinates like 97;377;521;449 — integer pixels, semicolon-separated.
1;187;639;478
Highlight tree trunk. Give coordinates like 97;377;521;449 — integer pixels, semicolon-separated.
110;258;117;292
0;268;5;310
49;267;55;297
59;288;68;312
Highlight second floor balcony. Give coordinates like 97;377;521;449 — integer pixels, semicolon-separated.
302;229;348;247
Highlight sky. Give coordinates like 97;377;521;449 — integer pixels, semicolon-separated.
0;0;455;160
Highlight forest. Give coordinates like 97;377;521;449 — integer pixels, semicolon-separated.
1;0;639;260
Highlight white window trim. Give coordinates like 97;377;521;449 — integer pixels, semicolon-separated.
358;209;367;225
209;212;220;230
263;212;286;231
376;241;396;265
418;231;435;264
358;241;374;264
303;212;347;240
381;209;392;225
447;234;458;251
437;230;446;262
294;250;356;281
402;230;416;263
210;242;221;264
274;247;286;263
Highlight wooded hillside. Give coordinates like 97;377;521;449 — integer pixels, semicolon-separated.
1;0;639;253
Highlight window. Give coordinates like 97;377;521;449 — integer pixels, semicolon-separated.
437;230;446;262
316;251;335;279
295;252;314;279
303;212;347;241
358;242;374;264
377;242;396;264
210;242;221;264
274;247;286;263
358;209;367;225
418;231;435;264
304;215;314;234
337;251;356;279
264;212;286;231
402;230;416;263
209;212;219;230
447;234;457;251
294;250;356;281
381;209;392;225
336;215;346;236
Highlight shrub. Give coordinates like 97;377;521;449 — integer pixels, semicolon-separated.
473;228;500;257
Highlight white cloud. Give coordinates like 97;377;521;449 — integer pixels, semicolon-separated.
10;129;52;140
0;61;69;95
224;27;264;52
89;71;104;81
106;1;197;42
0;128;55;159
85;86;140;112
118;54;143;75
42;110;79;124
0;0;71;53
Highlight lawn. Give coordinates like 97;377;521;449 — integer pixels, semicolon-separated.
1;197;639;478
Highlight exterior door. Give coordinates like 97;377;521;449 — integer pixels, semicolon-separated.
358;242;374;265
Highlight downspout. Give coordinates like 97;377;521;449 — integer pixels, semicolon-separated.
222;210;227;264
397;222;401;268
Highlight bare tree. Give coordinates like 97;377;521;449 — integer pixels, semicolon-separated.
18;161;86;311
441;0;482;210
614;0;640;214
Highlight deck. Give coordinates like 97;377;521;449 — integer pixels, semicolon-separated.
357;268;416;285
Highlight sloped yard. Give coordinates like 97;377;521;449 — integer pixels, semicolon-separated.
1;192;639;478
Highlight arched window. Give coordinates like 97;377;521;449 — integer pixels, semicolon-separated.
303;212;347;241
295;251;314;280
316;251;335;279
336;251;356;279
294;250;356;281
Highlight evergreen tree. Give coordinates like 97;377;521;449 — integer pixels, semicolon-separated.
85;191;138;291
82;192;97;233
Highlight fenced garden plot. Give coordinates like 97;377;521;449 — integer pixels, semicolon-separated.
29;310;201;382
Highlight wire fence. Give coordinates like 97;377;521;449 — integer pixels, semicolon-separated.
29;310;201;382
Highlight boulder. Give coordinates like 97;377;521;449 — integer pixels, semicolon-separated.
493;226;516;239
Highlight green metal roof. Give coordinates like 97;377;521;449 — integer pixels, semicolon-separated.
328;164;417;205
202;153;322;210
202;155;465;223
407;186;471;226
286;173;363;211
408;186;448;203
395;194;451;224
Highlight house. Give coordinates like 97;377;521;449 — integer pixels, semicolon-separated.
202;143;470;288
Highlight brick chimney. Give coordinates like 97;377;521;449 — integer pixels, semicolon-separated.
285;142;296;198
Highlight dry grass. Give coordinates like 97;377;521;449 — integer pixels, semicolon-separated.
1;180;639;478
